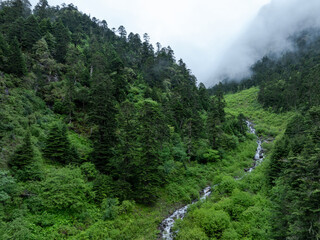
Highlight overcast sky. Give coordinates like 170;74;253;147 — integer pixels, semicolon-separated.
29;0;271;85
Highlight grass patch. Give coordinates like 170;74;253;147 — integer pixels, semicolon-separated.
224;87;295;137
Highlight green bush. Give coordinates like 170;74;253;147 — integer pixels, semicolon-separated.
217;176;238;195
176;227;209;240
40;166;93;213
101;198;119;220
193;208;231;238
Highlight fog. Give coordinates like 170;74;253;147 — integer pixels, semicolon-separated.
29;0;269;86
208;0;320;86
28;0;320;86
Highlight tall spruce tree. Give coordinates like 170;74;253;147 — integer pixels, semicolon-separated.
33;0;50;19
8;37;26;76
132;99;169;203
9;131;33;170
22;15;41;50
43;123;77;164
207;98;219;149
9;132;37;181
53;19;71;63
90;74;117;173
0;33;9;72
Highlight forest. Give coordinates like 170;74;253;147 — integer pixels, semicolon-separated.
0;0;319;239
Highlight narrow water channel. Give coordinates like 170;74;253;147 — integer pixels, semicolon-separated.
159;120;264;240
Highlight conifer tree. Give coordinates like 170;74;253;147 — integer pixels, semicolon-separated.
9;132;37;181
9;132;33;170
12;0;31;18
132;99;169;203
90;75;117;173
7;17;25;43
198;82;210;111
22;15;41;50
207;97;221;149
53;19;71;63
44;32;56;56
0;33;9;72
33;37;55;75
43;123;77;164
8;37;26;76
33;0;50;19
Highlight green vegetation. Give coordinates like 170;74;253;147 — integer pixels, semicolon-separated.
0;1;253;239
173;84;294;240
1;1;319;239
208;29;320;240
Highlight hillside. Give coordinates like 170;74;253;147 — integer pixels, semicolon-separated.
1;1;320;240
0;1;252;239
209;30;320;240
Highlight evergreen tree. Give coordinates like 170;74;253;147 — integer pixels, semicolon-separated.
33;37;56;75
22;15;41;50
11;0;31;18
7;17;25;43
9;131;33;170
53;19;71;63
9;132;38;181
44;32;56;56
0;33;9;72
39;18;53;36
90;74;117;173
33;0;50;19
207;97;221;149
198;82;210;111
64;45;86;122
132;99;169;203
1;0;31;23
215;83;226;122
8;37;26;76
43;123;77;164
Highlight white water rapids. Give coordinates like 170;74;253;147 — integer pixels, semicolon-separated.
159;120;264;239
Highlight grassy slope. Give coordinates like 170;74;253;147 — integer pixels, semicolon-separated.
224;86;295;193
71;88;285;239
224;87;294;137
171;87;296;240
1;87;295;239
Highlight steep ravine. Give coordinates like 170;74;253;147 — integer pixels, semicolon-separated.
159;120;264;240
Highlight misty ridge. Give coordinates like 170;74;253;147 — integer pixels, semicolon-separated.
209;0;320;86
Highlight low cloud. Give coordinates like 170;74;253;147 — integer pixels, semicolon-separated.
207;0;320;86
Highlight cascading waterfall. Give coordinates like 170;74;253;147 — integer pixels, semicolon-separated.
245;120;264;173
159;120;264;240
159;187;212;240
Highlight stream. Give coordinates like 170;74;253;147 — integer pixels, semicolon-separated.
159;120;264;240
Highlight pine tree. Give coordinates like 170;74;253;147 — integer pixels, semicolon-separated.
0;33;9;72
9;132;33;170
64;44;87;122
11;0;31;18
44;32;56;56
90;74;117;173
9;132;38;181
7;17;25;43
198;82;210;111
1;0;31;23
22;15;41;50
33;37;56;75
43;123;77;164
53;19;71;63
8;37;26;77
132;99;169;203
33;0;50;19
215;82;226;122
207;98;221;149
